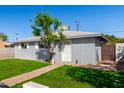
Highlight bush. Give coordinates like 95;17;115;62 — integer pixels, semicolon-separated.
66;67;124;88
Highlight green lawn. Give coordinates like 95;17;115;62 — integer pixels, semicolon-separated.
13;65;94;88
0;59;49;81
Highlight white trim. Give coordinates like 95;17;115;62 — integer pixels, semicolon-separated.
27;43;29;49
19;43;21;49
35;42;39;49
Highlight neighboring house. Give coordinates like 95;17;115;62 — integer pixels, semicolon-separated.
0;38;5;48
14;31;108;65
5;42;14;48
0;38;13;48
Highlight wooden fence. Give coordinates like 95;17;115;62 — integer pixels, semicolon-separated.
101;44;115;61
0;48;14;59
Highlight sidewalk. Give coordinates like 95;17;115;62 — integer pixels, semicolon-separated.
1;63;64;86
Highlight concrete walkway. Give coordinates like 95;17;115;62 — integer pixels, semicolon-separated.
1;63;64;86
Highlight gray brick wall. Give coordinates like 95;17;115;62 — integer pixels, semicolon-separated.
15;48;50;61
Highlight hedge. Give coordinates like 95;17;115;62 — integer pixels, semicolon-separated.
66;67;124;88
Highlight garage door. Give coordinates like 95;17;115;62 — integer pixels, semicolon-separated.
62;41;71;62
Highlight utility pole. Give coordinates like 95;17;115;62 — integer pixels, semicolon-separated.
15;33;19;40
75;20;80;31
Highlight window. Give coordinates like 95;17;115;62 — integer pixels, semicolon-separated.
38;42;45;49
21;43;27;49
38;42;48;49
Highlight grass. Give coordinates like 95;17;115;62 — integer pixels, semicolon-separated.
66;66;124;88
0;59;49;81
13;65;94;88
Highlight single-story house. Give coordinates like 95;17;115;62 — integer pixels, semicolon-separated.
14;31;108;64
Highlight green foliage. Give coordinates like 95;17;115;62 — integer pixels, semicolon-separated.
66;67;124;88
54;17;62;30
32;26;41;36
32;13;65;47
31;12;66;61
0;32;8;41
102;34;124;44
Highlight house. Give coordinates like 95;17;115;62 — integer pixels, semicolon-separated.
0;38;5;48
5;42;14;48
14;31;108;65
0;38;14;48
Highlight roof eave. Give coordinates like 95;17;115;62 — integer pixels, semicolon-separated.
14;34;109;43
99;35;110;42
66;34;102;39
14;40;41;44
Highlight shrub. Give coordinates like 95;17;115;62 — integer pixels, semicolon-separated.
66;67;124;88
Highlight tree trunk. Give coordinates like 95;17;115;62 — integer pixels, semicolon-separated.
48;45;52;63
48;46;55;64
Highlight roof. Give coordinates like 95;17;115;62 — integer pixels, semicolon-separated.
14;31;108;43
14;37;41;43
60;31;100;39
5;42;13;46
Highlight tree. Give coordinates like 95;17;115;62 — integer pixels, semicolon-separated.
102;34;124;44
31;13;65;62
0;32;8;41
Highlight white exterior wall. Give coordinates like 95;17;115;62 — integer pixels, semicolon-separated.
96;47;101;61
14;37;102;65
54;37;98;65
71;38;96;64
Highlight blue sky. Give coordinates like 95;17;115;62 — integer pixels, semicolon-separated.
1;5;124;42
